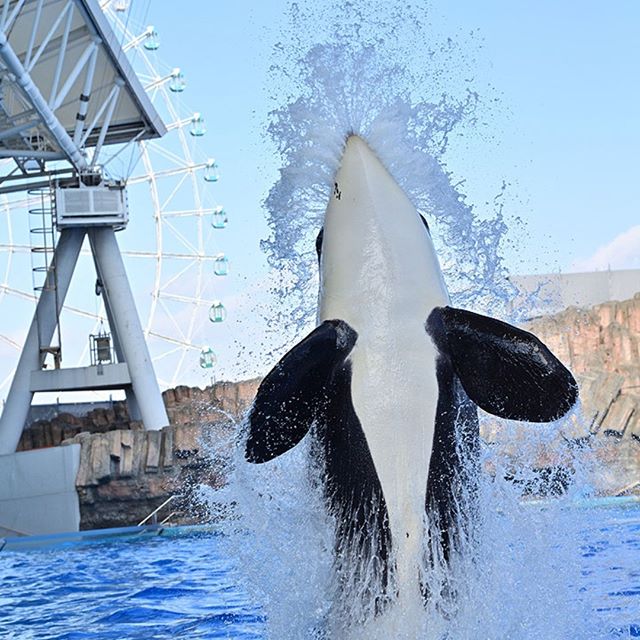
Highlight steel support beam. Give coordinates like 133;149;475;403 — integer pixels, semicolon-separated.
91;244;142;421
30;362;131;392
89;227;168;431
0;228;86;454
0;29;88;171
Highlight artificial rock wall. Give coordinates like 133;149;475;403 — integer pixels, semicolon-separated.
17;379;260;529
13;293;640;526
481;294;640;495
526;294;640;443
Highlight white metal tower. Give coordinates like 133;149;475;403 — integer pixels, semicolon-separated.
0;0;171;454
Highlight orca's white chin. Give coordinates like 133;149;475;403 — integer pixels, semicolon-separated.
318;134;449;328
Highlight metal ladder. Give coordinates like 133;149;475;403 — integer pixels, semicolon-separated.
28;185;61;369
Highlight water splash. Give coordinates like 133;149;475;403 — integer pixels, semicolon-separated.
218;414;608;638
261;1;518;336
215;1;624;638
219;436;335;638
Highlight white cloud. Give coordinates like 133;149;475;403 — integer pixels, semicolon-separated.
572;225;640;272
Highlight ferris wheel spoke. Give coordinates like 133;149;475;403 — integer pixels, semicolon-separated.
156;208;214;218
162;217;200;256
157;291;208;307
0;243;30;253
165;117;195;133
158;258;199;291
152;347;183;365
156;296;189;342
138;140;163;338
0;334;21;350
164;94;199;179
0;371;15;392
60;302;104;322
145;139;191;166
128;162;207;185
146;329;200;350
121;250;214;261
160;170;190;212
99;130;146;173
0;284;36;303
130;139;187;170
0;284;103;323
135;138;186;167
0;195;35;209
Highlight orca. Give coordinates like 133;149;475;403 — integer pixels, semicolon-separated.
245;135;577;628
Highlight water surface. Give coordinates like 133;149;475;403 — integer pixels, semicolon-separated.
1;505;638;639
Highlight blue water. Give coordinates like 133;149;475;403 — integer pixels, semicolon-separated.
0;532;263;640
0;505;639;639
581;505;640;638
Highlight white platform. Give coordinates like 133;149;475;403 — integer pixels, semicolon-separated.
30;362;131;392
0;445;80;536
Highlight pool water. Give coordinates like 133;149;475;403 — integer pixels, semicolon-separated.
0;532;263;640
580;505;640;638
0;505;638;639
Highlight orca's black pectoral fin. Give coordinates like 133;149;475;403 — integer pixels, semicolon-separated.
245;319;358;463
428;306;578;422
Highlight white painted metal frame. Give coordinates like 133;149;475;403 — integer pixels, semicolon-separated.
0;1;226;419
0;0;171;453
0;206;171;453
0;25;85;170
0;228;85;454
0;0;166;184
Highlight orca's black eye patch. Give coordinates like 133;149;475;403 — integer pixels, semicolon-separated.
316;227;324;261
419;215;431;235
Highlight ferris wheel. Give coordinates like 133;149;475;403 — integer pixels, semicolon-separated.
0;0;228;400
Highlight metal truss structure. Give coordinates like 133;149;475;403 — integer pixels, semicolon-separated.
0;0;164;191
0;2;228;406
0;0;172;454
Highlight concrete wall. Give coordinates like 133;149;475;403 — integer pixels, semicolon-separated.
67;423;231;530
10;379;261;531
0;445;80;536
511;269;640;319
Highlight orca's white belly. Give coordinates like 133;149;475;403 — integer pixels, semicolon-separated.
348;320;440;610
316;133;449;624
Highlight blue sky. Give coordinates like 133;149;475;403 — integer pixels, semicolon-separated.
2;0;637;404
145;0;639;278
4;0;636;392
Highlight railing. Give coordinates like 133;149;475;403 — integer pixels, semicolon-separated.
160;511;178;525
137;495;175;526
615;482;640;497
0;523;32;536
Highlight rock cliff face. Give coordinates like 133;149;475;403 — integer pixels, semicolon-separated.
526;294;640;444
17;380;260;452
526;293;640;380
17;379;260;529
483;294;640;495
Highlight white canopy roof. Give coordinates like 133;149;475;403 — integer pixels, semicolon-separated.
0;0;166;174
